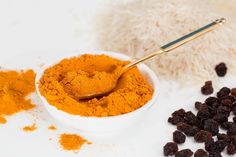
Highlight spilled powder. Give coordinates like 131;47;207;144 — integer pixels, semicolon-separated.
48;125;57;130
59;134;88;151
23;123;37;132
0;116;6;124
0;70;36;123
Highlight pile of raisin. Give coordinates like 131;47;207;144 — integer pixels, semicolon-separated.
163;82;236;156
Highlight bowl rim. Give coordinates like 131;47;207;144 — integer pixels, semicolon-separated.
35;50;159;120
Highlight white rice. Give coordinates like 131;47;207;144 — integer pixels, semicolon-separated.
95;0;236;84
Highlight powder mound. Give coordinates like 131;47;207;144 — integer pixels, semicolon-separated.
0;70;36;123
96;0;236;84
39;54;153;117
59;134;88;151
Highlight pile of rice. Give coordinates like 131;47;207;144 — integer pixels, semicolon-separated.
96;0;236;83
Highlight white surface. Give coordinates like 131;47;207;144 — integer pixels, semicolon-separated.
0;0;235;157
35;50;159;135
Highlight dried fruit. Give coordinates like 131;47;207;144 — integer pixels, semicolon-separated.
168;116;184;125
208;152;222;157
194;130;212;143
184;111;197;125
215;62;227;77
175;149;193;157
195;102;208;111
205;97;218;106
213;113;228;124
173;130;186;144
227;125;236;135
201;81;214;95
217;87;230;98
233;116;236;123
177;122;191;133
172;109;186;117
204;119;219;136
194;149;207;157
215;140;228;152
221;122;234;130
205;140;218;153
197;110;212;121
217;133;230;143
231;88;236;98
227;144;236;155
163;142;178;156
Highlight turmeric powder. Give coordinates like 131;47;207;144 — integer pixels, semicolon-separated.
0;70;36;123
48;125;57;130
39;54;153;117
59;133;87;151
23;123;37;132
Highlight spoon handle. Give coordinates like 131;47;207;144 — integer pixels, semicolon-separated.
123;18;226;71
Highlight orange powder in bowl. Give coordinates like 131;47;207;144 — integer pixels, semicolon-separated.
39;54;153;117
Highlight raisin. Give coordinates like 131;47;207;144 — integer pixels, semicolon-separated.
221;121;234;130
233;116;236;123
175;149;193;157
184;111;197;125
194;130;212;143
213;113;228;124
205;97;218;106
172;109;186;117
168;116;184;125
227;125;236;135
173;130;186;144
217;87;230;98
217;106;231;117
221;98;233;107
197;110;212;121
201;81;214;95
215;62;227;77
217;133;230;143
215;140;228;152
177;122;191;132
205;140;217;152
185;126;200;136
195;102;208;111
231;88;236;98
208;152;222;157
204;119;219;136
194;149;207;157
163;142;178;156
230;135;236;145
227;143;236;155
232;106;236;115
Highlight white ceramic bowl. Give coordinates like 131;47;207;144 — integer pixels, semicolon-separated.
35;50;159;136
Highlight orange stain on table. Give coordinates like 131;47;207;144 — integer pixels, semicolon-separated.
48;125;57;130
0;116;6;124
23;123;37;132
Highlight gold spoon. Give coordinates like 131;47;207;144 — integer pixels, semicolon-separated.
78;18;225;100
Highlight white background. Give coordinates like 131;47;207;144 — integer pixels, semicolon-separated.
0;0;235;157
